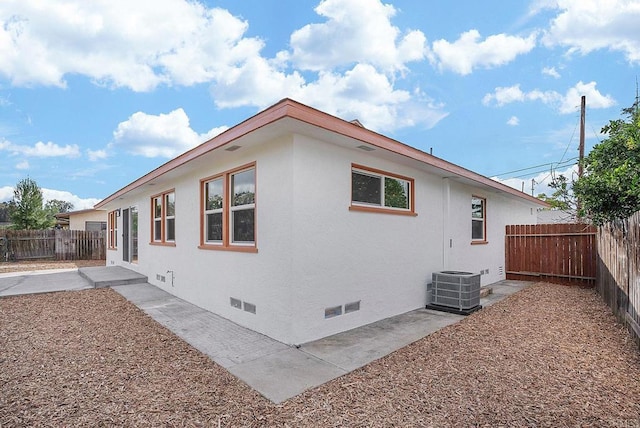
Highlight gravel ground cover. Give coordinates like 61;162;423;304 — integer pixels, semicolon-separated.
1;282;640;427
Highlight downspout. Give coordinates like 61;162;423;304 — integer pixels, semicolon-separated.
442;177;451;270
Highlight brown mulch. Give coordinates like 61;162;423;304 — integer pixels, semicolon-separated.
0;259;105;274
1;283;640;427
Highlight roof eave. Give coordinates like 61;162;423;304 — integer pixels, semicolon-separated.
95;98;549;209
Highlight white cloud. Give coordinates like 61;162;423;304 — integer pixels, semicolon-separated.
431;30;537;75
482;84;561;106
87;149;108;162
112;108;227;158
541;0;640;63
507;116;520;126
0;0;448;134
0;186;13;201
0;185;98;209
0;138;81;157
558;81;616;114
41;188;101;210
286;0;427;72
210;56;306;109
542;66;560;78
296;64;448;131
0;0;447;134
483;81;614;114
209;2;446;132
15;160;29;169
0;0;265;91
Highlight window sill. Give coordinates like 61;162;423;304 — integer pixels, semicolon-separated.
349;205;417;217
471;240;489;245
107;247;117;251
150;242;176;247
198;244;258;253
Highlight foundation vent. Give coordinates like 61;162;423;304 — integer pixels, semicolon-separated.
243;302;256;314
325;300;362;319
230;297;242;309
344;301;361;314
324;305;342;319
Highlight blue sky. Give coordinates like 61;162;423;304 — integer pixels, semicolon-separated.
1;0;639;209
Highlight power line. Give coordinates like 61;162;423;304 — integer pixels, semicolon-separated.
491;108;584;182
491;157;578;179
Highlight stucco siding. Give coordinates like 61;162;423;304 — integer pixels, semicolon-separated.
104;130;540;345
445;180;537;286
288;135;446;343
69;210;107;230
106;135;298;343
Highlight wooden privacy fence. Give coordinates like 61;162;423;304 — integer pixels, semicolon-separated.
0;229;105;261
597;212;640;344
505;223;597;286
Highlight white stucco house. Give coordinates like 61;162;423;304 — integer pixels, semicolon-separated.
95;99;546;345
56;209;107;231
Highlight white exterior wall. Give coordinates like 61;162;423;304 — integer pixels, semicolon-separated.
69;210;107;230
444;180;538;286
288;135;446;344
286;134;538;343
106;131;539;345
107;135;298;343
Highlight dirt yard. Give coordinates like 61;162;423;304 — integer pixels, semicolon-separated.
1;279;640;427
0;259;105;274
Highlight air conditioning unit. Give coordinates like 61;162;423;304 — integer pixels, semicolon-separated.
426;271;482;315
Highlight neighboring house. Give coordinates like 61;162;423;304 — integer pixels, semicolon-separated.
95;99;547;345
56;209;107;231
537;208;577;224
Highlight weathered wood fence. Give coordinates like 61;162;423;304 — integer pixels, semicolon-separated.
505;223;597;286
0;230;105;261
596;212;640;345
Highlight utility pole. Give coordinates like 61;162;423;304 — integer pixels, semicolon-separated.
531;178;536;196
578;95;586;178
577;95;586;221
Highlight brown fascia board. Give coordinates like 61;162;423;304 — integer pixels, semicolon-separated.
95;98;548;209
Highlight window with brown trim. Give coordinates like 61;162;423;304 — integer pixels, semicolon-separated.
350;164;416;216
471;196;487;243
200;163;256;252
108;210;118;250
150;189;176;245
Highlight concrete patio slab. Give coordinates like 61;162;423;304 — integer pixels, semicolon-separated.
300;308;465;372
228;347;347;404
79;266;147;288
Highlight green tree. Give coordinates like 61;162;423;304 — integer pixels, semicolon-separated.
537;174;574;211
44;199;75;227
0;201;11;224
44;199;74;214
573;98;640;225
9;178;54;229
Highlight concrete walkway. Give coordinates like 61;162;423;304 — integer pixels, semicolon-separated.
0;266;532;403
0;269;93;296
